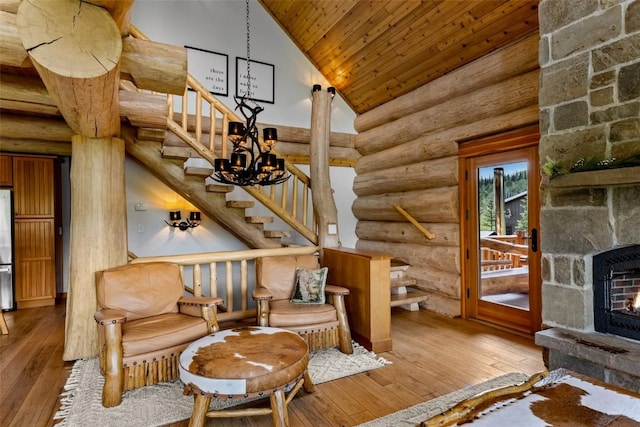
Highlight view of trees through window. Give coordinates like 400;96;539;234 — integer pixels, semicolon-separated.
478;162;528;233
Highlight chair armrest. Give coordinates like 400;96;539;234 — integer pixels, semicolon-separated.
178;296;223;308
179;297;222;334
253;287;273;300
325;284;350;296
253;287;272;327
94;308;127;325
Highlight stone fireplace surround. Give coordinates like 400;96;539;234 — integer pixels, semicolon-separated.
535;0;640;393
534;175;640;393
534;175;640;392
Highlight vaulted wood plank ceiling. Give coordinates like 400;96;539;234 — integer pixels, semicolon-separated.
260;0;540;115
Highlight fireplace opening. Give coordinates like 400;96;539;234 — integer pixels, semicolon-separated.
593;245;640;341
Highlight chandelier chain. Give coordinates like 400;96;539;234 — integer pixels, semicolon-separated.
245;0;251;99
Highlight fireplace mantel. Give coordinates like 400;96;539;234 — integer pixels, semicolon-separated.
542;166;640;189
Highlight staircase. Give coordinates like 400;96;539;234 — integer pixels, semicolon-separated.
120;27;318;250
390;261;429;311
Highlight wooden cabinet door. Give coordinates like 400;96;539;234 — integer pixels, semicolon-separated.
14;218;56;308
12;156;57;308
0;155;12;186
13;157;55;218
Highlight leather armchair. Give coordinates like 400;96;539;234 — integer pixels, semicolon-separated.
253;254;353;354
94;262;222;407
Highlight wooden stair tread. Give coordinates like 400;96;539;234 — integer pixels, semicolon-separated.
206;183;234;193
137;127;166;142
390;288;429;307
184;165;213;176
264;230;291;238
161;145;200;160
246;216;274;224
390;261;410;271
227;200;254;209
390;276;417;288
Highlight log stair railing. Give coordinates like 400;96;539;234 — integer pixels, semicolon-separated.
390;260;429;311
127;26;318;246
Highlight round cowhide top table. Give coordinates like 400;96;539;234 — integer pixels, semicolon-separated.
179;326;312;427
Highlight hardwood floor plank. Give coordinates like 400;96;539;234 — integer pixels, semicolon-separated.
0;303;546;427
313;379;368;415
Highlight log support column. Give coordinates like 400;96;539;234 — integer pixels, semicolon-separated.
13;0;188;360
63;135;128;360
310;87;340;249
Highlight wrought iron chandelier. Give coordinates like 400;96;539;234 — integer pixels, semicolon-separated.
210;0;289;187
211;97;288;186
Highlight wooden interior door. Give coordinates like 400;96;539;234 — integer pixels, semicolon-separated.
13;156;57;309
459;128;541;334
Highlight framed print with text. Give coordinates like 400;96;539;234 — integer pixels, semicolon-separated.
185;45;228;96
236;58;274;104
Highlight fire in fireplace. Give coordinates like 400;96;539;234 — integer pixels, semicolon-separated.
628;292;640;314
593;245;640;341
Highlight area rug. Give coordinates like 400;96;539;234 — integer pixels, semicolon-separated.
357;372;530;427
360;369;640;426
54;341;390;426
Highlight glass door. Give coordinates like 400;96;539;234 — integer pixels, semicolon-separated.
460;129;541;334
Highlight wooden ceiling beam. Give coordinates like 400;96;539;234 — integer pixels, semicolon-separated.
121;35;188;95
0;73;58;113
0;113;74;142
0;10;31;67
16;0;122;137
0;137;72;156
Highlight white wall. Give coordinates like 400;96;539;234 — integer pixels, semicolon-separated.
131;0;355;132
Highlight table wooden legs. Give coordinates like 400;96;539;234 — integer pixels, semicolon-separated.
303;369;315;393
188;375;311;427
189;394;212;427
270;389;288;426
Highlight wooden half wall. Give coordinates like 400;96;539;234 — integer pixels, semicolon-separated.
351;34;540;317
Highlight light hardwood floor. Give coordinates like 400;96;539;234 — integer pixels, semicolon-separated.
0;303;546;426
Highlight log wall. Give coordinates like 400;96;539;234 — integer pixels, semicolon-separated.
352;34;540;317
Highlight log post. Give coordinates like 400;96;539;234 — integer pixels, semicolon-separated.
63;135;128;360
310;87;340;249
17;0;122;137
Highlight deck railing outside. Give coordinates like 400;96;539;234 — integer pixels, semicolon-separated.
480;233;528;272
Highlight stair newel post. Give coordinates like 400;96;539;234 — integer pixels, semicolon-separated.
310;87;340;251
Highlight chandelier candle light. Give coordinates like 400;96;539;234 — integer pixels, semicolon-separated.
211;0;289;186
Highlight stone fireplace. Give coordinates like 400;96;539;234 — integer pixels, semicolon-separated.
534;0;640;393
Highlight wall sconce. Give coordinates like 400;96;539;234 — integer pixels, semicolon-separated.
165;211;201;231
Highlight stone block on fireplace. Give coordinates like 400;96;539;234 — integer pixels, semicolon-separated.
536;328;640;393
